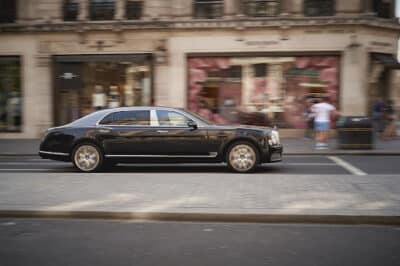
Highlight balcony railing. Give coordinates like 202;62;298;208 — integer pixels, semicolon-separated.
244;0;280;17
194;0;224;19
89;0;115;20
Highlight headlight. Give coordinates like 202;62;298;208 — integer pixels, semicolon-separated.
268;130;280;146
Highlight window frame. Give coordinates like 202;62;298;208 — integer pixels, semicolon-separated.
126;0;143;20
304;0;335;17
98;110;153;126
89;0;116;21
0;0;17;24
155;110;194;128
63;0;80;21
193;0;224;19
243;0;280;17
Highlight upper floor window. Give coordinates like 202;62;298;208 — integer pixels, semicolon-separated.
90;0;115;20
304;0;335;16
244;0;280;17
126;0;143;20
194;0;224;19
373;0;393;18
0;0;17;23
63;0;79;21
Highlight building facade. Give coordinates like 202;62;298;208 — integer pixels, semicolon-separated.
0;0;399;138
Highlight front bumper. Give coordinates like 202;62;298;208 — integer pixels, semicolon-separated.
261;144;283;163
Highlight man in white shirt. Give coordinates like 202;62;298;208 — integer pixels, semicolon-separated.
311;97;338;149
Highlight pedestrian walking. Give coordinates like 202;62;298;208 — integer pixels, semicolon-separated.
372;97;385;134
303;98;315;139
381;99;397;141
311;97;338;149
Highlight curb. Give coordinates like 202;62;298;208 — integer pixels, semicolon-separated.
1;210;400;226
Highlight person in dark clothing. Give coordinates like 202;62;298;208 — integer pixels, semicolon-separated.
382;100;397;141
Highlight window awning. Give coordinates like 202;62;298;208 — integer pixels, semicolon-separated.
371;53;400;69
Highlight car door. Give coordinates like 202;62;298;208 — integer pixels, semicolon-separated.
154;109;213;156
97;109;159;155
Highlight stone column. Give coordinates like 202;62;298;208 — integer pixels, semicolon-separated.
224;0;236;18
115;0;126;20
241;64;254;110
340;44;368;115
171;0;192;19
280;0;291;15
78;0;89;21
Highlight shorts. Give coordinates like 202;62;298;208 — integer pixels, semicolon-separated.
314;121;330;131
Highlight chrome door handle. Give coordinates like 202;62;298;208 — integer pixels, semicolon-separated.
157;130;168;133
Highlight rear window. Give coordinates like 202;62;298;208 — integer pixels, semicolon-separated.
99;110;150;126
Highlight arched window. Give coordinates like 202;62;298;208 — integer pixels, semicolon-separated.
304;0;335;17
63;0;79;21
90;0;115;20
244;0;280;17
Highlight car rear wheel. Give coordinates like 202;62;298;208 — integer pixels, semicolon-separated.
226;141;259;173
72;143;104;172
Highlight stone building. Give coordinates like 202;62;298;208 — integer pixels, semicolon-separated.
0;0;399;138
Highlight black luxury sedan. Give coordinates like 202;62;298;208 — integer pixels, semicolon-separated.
39;107;283;173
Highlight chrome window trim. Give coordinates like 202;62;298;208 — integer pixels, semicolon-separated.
105;152;218;158
39;150;69;156
95;107;208;128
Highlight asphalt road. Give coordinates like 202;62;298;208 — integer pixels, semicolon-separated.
1;218;399;266
0;155;398;175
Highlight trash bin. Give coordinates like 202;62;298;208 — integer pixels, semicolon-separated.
336;116;373;149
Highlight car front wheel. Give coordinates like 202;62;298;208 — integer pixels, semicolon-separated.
72;143;104;172
226;141;259;173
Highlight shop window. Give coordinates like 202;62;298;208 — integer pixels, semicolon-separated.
244;0;280;17
54;55;153;125
100;110;150;126
0;0;17;23
188;56;339;129
126;0;143;20
63;0;79;21
304;0;335;16
0;57;22;132
90;0;115;20
373;0;392;18
194;0;224;19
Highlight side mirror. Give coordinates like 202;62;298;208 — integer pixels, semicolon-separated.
187;120;198;129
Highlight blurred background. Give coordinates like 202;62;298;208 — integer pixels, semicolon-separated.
0;0;399;138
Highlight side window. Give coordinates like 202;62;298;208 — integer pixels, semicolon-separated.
99;110;150;126
157;111;191;127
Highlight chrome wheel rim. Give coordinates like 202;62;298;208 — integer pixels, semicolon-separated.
74;145;100;172
229;144;256;172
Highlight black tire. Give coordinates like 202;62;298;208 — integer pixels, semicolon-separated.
226;141;259;173
72;143;104;172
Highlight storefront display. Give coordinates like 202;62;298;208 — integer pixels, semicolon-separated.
54;54;152;125
0;56;21;132
188;55;339;128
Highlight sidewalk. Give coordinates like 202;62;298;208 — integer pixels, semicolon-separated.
1;138;400;156
0;172;399;224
